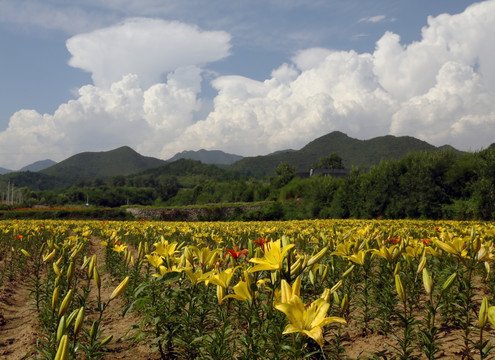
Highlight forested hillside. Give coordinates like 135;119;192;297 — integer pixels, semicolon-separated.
2;146;494;221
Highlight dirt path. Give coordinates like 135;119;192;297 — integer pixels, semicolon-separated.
0;280;39;359
0;237;157;360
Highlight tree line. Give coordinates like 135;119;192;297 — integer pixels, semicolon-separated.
3;147;495;221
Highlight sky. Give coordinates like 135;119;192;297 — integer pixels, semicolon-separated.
1;0;494;170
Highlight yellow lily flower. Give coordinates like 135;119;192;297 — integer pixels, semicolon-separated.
330;242;353;257
275;277;302;306
153;238;178;258
275;296;346;346
370;245;397;263
248;239;294;273
434;238;468;259
189;246;221;270
347;249;368;266
223;280;252;302
113;244;127;253
145;254;164;268
183;268;212;286
152;265;181;278
207;267;238;303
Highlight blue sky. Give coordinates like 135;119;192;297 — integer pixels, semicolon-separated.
0;0;493;169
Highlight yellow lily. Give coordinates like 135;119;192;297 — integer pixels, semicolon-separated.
370;245;397;263
276;277;301;305
112;244;127;253
189;246;221;270
434;238;468;259
207;267;238;303
223;280;252;302
144;254;164;268
275;296;346;346
248;239;294;273
152;265;182;278
347;249;368;266
153;238;178;258
183;268;212;286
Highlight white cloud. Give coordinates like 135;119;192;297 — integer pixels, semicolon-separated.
359;15;386;23
2;1;495;169
66;18;231;88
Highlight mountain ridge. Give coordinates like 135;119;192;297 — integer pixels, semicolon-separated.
1;132;466;188
166;149;243;165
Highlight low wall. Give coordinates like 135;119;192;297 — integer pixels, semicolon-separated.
126;205;264;221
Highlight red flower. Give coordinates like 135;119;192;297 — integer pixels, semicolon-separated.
422;238;431;245
224;245;248;260
252;237;268;251
15;234;23;240
386;238;400;244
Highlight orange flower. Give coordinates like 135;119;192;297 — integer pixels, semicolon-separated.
224;245;248;260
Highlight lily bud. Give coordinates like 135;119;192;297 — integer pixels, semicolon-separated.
53;262;61;277
66;261;74;283
441;272;457;293
54;334;69;360
309;269;315;285
94;266;101;290
320;288;331;303
43;249;56;262
342;265;355;278
74;307;85;336
393;262;400;277
20;249;31;258
52;286;60;312
330;279;343;294
341;293;349;312
58;289;74;318
422;268;433;295
479;297;489;329
417;255;427;274
109;276;130;301
307;247;328;267
395;274;406;303
88;255;96;279
56;315;66;343
488;306;495;327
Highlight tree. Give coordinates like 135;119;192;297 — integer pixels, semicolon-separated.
312;153;344;170
273;162;296;188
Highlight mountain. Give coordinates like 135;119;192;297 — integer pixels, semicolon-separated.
166;149;243;165
0;167;12;175
40;146;166;182
228;131;463;177
19;159;57;172
1;132;466;189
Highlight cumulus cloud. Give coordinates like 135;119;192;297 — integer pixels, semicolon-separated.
66;18;231;88
2;1;495;169
162;0;495;156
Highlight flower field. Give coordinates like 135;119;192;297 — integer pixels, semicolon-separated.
2;219;495;359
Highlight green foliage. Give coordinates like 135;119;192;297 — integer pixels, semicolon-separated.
312;152;344;170
229;131;460;178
